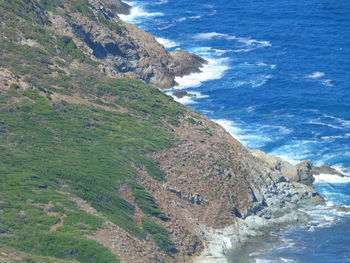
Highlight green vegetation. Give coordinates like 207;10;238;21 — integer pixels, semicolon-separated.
0;244;75;263
57;36;98;65
141;218;177;254
133;185;169;221
0;0;185;261
199;127;213;136
0;0;50;24
186;117;197;125
0;74;182;262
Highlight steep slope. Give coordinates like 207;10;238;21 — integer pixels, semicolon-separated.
0;0;330;262
0;0;205;89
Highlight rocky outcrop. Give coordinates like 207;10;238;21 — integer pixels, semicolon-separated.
101;0;131;15
147;112;324;261
46;0;207;89
296;161;315;185
173;90;196;99
170;49;208;77
312;165;346;177
251;151;345;186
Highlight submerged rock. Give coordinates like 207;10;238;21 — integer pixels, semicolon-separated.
312;165;346;177
173;90;196;99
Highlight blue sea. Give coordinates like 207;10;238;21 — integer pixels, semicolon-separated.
120;0;350;262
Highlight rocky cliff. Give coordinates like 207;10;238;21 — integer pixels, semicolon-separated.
0;0;341;263
41;0;207;89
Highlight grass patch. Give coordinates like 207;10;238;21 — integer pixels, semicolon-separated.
0;76;184;260
141;217;177;254
132;185;169;221
0;0;189;260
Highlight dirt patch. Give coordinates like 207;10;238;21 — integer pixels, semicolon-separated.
51;93;128;113
58;190;179;262
49;213;67;232
27;201;66;232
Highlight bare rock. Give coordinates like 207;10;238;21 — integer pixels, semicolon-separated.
296;161;315;185
17;211;27;219
101;0;131;15
312;165;346;177
173;90;196;99
170;49;208;78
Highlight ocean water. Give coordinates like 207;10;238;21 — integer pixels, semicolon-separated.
120;0;350;262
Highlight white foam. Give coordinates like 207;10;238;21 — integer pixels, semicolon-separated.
246;106;257;113
204;4;218;16
232;48;254;53
155;37;179;48
255;259;295;263
321;133;350;141
280;259;295;263
322;79;334;87
176;17;187;22
173;96;196;104
269;141;315;165
174;58;230;89
213;119;275;148
233;81;247;88
213;119;246;142
251;74;273;88
314;174;350;184
322;114;350;127
190;15;202;19
194;32;228;40
193;32;271;48
213;49;230;55
255;62;276;69
305;72;334;87
306;72;325;79
331;164;350;176
176;15;202;23
119;3;164;24
237;37;271;48
232;74;273;88
306;120;344;130
195;46;253;54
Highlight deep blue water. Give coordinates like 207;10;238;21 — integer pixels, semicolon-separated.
120;0;350;262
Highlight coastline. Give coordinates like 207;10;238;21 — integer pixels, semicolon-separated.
2;0;350;262
194;175;350;263
117;2;350;263
193;211;310;263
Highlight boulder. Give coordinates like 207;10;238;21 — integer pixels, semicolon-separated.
296;161;315;185
170;49;208;78
312;165;346;177
173;90;196;99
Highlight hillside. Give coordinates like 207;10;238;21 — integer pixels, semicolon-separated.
0;0;328;262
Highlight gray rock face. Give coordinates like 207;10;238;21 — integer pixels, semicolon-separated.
312;165;346;177
173;90;190;98
47;0;208;89
296;161;315;185
170;49;208;78
101;0;131;15
241;150;324;220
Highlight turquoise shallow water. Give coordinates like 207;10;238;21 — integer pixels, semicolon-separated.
120;0;350;262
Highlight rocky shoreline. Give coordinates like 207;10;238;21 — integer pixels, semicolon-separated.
192;158;347;263
113;2;347;262
194;211;310;263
